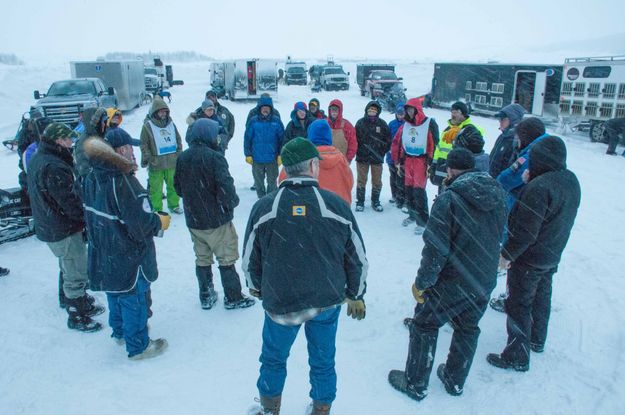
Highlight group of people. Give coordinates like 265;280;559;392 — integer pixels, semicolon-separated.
13;85;583;415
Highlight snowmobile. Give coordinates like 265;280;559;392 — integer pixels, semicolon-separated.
376;83;407;113
0;187;34;245
2;112;30;151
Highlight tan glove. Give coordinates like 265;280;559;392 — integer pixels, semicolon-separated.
412;283;425;304
246;156;253;165
346;299;366;320
156;212;171;231
277;155;282;166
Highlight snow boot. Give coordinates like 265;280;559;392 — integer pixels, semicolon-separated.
402;216;416;227
249;395;281;415
196;266;218;310
486;353;529;372
305;401;331;415
371;189;383;212
530;342;545;353
355;187;365;212
66;296;103;333
388;370;427;401
0;267;9;277
414;225;426;235
489;293;507;313
436;364;463;396
219;265;255;310
128;338;168;361
403;317;413;329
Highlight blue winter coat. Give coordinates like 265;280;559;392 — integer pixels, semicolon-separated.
497;133;549;211
386;118;405;164
244;97;285;163
82;138;162;293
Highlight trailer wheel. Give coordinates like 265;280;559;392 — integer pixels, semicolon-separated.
590;121;606;143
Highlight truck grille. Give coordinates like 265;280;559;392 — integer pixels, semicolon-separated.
42;105;81;125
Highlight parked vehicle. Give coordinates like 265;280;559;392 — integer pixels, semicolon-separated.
558;56;625;142
356;64;406;112
144;67;161;93
223;59;278;100
430;62;563;118
71;60;146;110
284;60;307;85
319;64;350;91
32;78;117;127
208;62;226;97
0;187;34;245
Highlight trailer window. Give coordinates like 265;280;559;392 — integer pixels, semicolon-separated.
571;101;583;115
585;102;598;117
583;66;611;78
600;103;613;118
476;82;488;91
465;81;472;90
490;97;503;107
560;100;571;114
474;95;487;104
616;104;625;118
573;83;585;97
562;82;573;96
619;84;625;100
491;83;505;94
588;83;600;98
603;83;616;99
465;94;472;103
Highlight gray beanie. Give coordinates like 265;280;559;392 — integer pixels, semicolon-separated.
201;99;215;111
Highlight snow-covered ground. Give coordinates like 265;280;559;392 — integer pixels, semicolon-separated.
1;62;624;415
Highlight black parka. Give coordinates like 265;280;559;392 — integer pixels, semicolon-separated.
354;101;392;164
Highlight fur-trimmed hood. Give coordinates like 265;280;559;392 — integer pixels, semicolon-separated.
83;137;137;175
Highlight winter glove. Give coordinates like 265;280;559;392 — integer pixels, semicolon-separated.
246;156;253;165
277;155;282;166
346;298;366;320
412;283;425;304
156;212;171;231
249;288;262;299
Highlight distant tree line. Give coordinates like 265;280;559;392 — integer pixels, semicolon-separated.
0;53;24;65
104;51;212;62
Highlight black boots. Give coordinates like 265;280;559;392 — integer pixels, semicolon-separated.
219;265;255;309
355;187;365;212
196;266;218;310
66;295;104;332
371;188;383;212
252;395;281;415
388;370;427;401
59;271;68;309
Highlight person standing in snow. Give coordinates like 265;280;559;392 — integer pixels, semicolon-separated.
489;103;525;179
82;131;169;360
389;148;506;401
185;99;227;151
246;93;282;125
244;96;285;199
327;99;357;163
354;101;392;212
243;137;368;415
206;89;235;148
487;136;581;372
604;116;625;155
391;98;438;234
174;119;256;311
308;98;327;120
283;101;314;144
74;107;108;181
140;98;183;214
387;103;406;208
27;123;105;332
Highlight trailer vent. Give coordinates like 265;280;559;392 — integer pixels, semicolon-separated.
600;103;613;118
588;83;600;98
616;104;625;118
585;102;598;117
476;82;488;91
603;83;616;99
490;97;503;108
573;83;585;97
491;83;505;94
618;84;625;100
571;101;583;115
560;100;571;114
465;81;472;90
562;82;573;96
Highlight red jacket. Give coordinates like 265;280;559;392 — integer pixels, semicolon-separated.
327;99;357;162
391;97;435;164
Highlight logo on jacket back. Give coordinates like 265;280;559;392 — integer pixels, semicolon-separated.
292;205;306;216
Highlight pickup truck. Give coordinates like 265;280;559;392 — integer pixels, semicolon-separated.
319;65;349;91
356;64;406;112
32;78;117;127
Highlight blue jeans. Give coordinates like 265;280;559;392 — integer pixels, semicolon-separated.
257;307;340;404
106;277;150;357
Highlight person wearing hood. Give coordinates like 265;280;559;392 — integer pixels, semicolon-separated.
246;93;282;125
244;96;285;199
106;108;123;129
174;119;256;311
387;103;406;208
354;101;392;212
604;116;625;155
489;103;525;179
391;98;439;234
28;123;106;333
430;102;485;190
488;136;581;372
389;148;506;401
283;101;314;144
185;99;228;151
74;107;109;181
308;98;326;120
327;99;357;163
140;99;183;214
82;131;169;360
278;120;354;205
206;89;235;145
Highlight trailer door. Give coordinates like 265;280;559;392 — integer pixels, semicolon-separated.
532;71;547;116
247;61;257;96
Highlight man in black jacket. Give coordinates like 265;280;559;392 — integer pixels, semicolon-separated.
283;101;314;144
83;130;169;360
389;148;506;400
27;123;105;332
489;103;525;179
206;89;235;144
74;107;108;181
243;137;368;415
175;119;255;310
487;136;581;372
354;101;392;212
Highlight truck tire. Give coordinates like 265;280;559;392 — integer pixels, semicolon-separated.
590;121;606;143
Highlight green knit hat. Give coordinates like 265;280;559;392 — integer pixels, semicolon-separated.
280;137;322;166
43;123;78;143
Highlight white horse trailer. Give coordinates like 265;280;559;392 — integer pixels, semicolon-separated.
558;56;625;141
223;59;278;100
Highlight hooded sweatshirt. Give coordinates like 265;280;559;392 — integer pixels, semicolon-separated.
139;99;182;171
489;103;526;178
244;96;285;163
327;99;357;162
354;101;392;164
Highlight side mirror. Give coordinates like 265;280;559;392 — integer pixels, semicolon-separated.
108;87;115;95
34;90;41;100
404;88;407;92
347;72;351;76
398;77;403;81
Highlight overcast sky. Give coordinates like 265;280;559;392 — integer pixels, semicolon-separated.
2;0;624;63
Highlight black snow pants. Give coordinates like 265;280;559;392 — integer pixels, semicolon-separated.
605;117;625;154
502;263;556;365
405;187;429;226
405;291;488;389
389;164;405;205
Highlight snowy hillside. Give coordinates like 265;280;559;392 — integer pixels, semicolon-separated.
1;62;624;415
